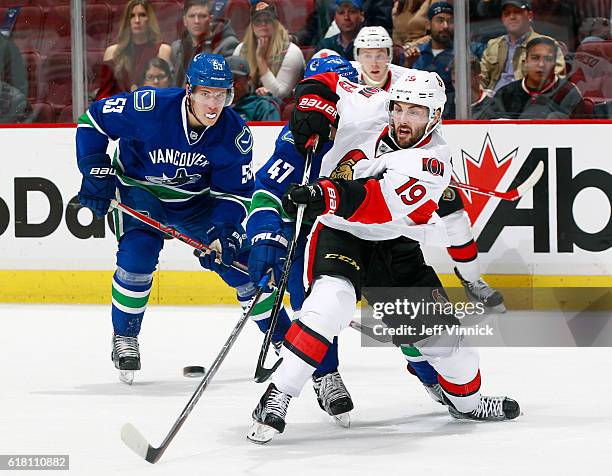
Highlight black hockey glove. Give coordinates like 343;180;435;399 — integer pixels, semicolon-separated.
282;179;340;222
290;81;340;156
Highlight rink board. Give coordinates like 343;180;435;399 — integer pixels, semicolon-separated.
0;122;610;305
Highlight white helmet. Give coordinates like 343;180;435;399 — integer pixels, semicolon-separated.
353;26;393;62
387;70;447;143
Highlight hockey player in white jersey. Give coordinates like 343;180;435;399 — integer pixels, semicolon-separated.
353;25;506;312
247;70;520;444
352;26;409;91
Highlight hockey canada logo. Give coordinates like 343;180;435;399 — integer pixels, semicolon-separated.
454;133;518;224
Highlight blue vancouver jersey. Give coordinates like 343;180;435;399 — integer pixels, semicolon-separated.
246;124;331;239
76;87;254;225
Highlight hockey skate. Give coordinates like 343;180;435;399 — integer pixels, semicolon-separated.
448;395;520;421
248;383;292;444
111;334;141;385
312;371;354;428
454;267;506;313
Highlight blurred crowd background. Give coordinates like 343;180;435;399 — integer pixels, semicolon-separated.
0;0;610;123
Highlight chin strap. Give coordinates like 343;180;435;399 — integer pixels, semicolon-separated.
186;93;209;129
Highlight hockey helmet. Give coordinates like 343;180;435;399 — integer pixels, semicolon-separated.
353;26;393;62
185;53;234;106
311;49;341;59
304;55;358;83
387;70;447;142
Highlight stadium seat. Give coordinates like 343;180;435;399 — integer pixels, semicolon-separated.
0;0;29;7
57;104;73;123
21;51;40;101
281;101;295;122
41;4;111;55
38;52;72;108
226;0;251;41
86;50;105;95
29;101;57;124
276;0;314;35
0;5;43;53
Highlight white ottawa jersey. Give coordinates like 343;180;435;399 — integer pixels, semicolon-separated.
351;62;414;91
315;74;452;246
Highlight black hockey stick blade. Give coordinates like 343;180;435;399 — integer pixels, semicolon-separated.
121;423;162;464
254;356;283;383
349;320;393;343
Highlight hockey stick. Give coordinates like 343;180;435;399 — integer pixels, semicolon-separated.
450;161;544;202
348;320;393;343
121;274;270;464
110;200;249;276
253;134;319;383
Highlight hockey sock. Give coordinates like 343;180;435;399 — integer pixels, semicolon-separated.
401;345;439;385
438;370;482;413
111;267;153;337
442;210;481;283
312;337;339;377
274;320;331;396
237;284;292;342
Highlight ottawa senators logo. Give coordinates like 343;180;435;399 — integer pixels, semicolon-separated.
330;149;367;180
422;157;445;176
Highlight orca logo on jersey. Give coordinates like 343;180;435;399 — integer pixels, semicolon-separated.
297;95;338;123
145;168;201;187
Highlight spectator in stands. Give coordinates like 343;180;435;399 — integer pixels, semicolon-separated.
578;17;611;44
480;0;566;92
171;0;239;87
448;55;496;119
362;0;394;35
412;2;485;116
392;0;432;51
316;0;364;61
140;57;173;88
96;0;172;99
488;36;590;119
226;56;280;121
290;0;335;47
233;2;305;100
0;33;28;123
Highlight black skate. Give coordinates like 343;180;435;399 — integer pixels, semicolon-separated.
423;383;447;406
312;371;354;427
248;383;292;444
454;267;506;313
449;395;520;421
111;334;141;385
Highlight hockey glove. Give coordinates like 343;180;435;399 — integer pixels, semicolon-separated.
248;226;288;285
282;179;340;222
77;153;116;218
199;222;245;274
290;93;338;156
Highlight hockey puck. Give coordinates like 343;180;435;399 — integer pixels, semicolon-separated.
183;365;206;378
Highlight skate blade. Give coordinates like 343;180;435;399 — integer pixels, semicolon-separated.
332;412;351;428
487;303;507;314
119;370;134;385
247;421;279;444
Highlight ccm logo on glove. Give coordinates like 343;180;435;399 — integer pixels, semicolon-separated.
297;95;338;123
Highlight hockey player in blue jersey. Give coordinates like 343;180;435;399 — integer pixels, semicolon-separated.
76;53;290;384
246;55;359;426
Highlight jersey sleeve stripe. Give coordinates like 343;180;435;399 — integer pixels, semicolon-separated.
83;110;108;136
407;199;438;225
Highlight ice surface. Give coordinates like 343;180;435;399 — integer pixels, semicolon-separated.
1;304;611;475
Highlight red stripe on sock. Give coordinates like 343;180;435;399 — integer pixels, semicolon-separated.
447;240;478;262
285;321;329;364
438;370;481;397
